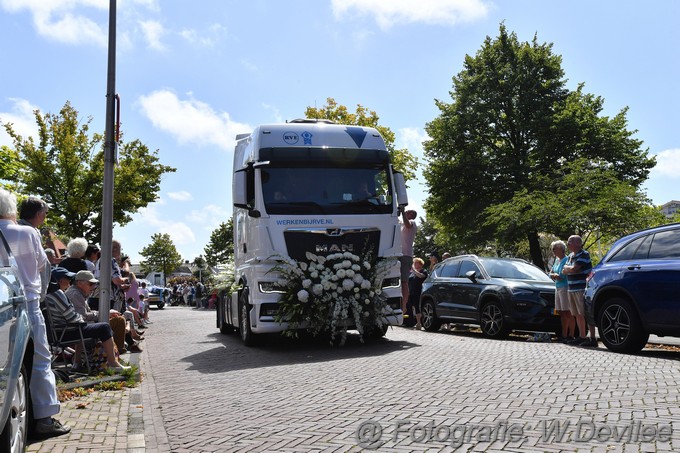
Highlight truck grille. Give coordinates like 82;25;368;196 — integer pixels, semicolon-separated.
283;228;380;261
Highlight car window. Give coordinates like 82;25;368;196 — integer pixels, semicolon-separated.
609;234;652;262
479;258;552;281
458;260;481;278
648;229;680;259
438;261;460;278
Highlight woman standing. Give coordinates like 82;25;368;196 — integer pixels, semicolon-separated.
549;240;575;342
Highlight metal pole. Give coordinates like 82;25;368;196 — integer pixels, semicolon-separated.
99;0;117;323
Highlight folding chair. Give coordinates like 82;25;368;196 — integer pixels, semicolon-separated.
42;293;94;374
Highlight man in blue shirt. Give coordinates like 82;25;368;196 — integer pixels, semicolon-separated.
563;235;597;347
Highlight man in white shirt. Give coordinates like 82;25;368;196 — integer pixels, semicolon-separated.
0;189;70;438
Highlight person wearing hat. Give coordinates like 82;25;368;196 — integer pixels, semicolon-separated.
65;270;132;354
45;268;130;372
428;252;440;272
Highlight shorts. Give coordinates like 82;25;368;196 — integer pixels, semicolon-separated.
568;290;585;316
398;256;413;285
554;287;570;311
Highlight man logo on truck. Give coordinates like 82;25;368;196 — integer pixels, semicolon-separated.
315;243;354;253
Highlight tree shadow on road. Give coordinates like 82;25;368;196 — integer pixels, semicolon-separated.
181;328;420;374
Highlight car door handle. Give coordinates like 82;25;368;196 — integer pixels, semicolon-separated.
627;264;641;270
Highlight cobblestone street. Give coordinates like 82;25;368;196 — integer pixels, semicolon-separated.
27;306;680;452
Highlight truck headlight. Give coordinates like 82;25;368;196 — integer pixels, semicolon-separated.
258;281;285;294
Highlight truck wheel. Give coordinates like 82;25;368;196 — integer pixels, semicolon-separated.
218;297;234;335
238;288;257;346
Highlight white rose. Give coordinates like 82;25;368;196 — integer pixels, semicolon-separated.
302;279;312;288
297;289;309;303
336;269;346;279
364;311;370;317
353;287;360;293
363;262;371;270
342;260;352;268
361;280;371;289
352;264;360;271
312;284;323;296
311;271;319;279
353;274;363;284
342;279;354;291
317;256;326;265
299;262;308;271
346;269;355;278
364;299;370;305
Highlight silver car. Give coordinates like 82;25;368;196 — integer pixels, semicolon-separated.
0;230;30;451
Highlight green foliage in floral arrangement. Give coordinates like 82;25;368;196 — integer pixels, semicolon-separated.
271;250;396;345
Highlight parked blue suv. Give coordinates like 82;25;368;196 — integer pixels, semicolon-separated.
585;223;680;353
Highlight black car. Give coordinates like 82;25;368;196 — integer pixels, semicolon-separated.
419;255;559;338
585;223;680;353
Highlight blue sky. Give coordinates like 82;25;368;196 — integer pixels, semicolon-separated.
1;0;678;263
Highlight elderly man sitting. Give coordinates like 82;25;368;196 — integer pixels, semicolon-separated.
45;267;130;372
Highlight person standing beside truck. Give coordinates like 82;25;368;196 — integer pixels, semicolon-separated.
399;209;417;315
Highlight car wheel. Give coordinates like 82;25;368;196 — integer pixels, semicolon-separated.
420;299;441;332
597;297;648;353
238;288;257;346
480;301;510;339
0;364;29;452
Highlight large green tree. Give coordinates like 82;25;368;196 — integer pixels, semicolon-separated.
424;24;656;267
305;98;419;183
139;233;183;279
203;219;233;266
2;101;176;242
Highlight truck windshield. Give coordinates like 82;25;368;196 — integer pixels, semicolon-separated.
261;166;394;215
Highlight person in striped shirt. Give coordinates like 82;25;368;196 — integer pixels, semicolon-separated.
562;235;597;347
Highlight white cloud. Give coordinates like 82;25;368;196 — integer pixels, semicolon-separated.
139;19;165;50
0;98;40;147
189;203;230;232
135;204;196;245
331;0;490;30
179;23;226;47
167;190;193;201
0;0;108;46
652;148;680;178
397;127;430;159
137;90;251;151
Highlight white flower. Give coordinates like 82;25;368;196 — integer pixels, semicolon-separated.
310;271;319;279
342;279;354;291
361;280;371;290
352;264;360;271
336;269;346;279
369;291;375;297
312;284;323;296
364;299;370;305
375;289;382;295
354;293;361;299
297;289;309;303
364;311;370;317
342;260;352;268
331;275;339;281
317;256;326;265
323;282;331;290
299;262;308;271
346;269;355;278
302;279;312;288
363;262;371;270
305;251;316;261
354;287;360;293
330;283;337;290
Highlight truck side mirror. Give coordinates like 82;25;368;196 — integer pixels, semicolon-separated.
393;172;408;207
233;168;249;209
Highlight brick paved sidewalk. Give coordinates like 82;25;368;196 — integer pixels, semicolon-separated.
26;351;145;453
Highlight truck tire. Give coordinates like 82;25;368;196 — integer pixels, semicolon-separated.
218;297;234;335
238;288;257;346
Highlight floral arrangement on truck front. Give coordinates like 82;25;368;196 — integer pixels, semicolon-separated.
271;250;395;345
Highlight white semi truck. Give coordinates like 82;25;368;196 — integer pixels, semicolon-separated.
217;119;408;345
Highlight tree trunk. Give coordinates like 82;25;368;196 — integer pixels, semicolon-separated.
528;230;545;270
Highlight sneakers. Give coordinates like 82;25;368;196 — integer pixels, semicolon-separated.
34;418;71;438
560;336;575;344
414;323;423;330
578;337;598;348
566;337;584;345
